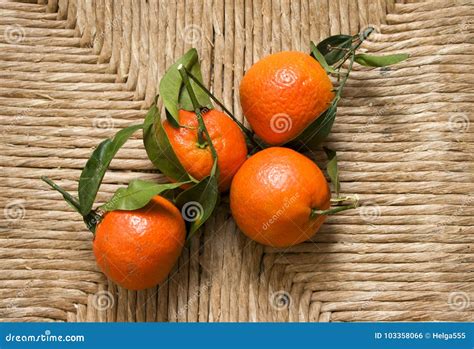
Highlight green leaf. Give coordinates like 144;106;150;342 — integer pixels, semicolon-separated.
41;176;81;214
165;109;180;128
143;104;193;183
101;179;189;212
78;124;142;216
316;35;353;65
159;48;212;124
286;99;338;151
175;174;219;239
310;42;336;74
354;53;409;67
323;147;340;197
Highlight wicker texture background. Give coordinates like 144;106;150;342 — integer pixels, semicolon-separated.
0;0;473;322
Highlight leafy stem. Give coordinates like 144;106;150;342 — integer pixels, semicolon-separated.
333;27;374;71
42;176;103;234
177;64;218;160
310;202;359;218
330;196;358;204
335;52;356;98
185;68;262;151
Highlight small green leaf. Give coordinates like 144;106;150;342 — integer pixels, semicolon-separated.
286;99;338;150
41;176;81;214
310;42;336;74
165;109;180;128
78;124;142;216
323;147;340;197
159;48;212;124
316;34;353;65
101;180;189;212
143;104;193;183
354;53;409;67
176;174;219;239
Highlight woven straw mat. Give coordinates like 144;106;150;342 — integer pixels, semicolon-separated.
0;0;473;322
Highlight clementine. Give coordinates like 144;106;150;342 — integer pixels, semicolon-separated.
93;195;185;290
163;109;248;192
239;51;334;145
230;147;330;248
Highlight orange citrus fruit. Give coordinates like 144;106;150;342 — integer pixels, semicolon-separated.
93;195;185;290
163;109;248;192
230;147;330;247
239;51;334;145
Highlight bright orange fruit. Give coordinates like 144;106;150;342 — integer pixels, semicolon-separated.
230;147;330;248
163;109;248;192
93;196;185;290
239;51;334;145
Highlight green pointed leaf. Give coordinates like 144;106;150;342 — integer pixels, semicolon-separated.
354;53;409;67
78;124;143;216
42;176;81;214
176;173;219;239
159;48;212;124
310;42;336;74
286;99;338;151
165;109;180;128
101;179;189;212
323;147;340;197
143;104;193;183
316;34;353;65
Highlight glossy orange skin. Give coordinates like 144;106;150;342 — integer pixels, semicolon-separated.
93;196;185;290
239;51;334;145
230;147;330;248
163;109;248;192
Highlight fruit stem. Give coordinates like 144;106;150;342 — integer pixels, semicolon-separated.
333;26;374;71
334;53;355;99
83;210;102;235
310;202;358;218
185;68;262;151
330;195;358;204
177;65;218;160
